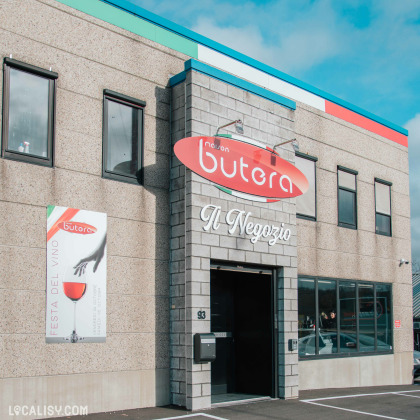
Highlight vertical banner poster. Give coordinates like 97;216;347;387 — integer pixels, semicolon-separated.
46;205;107;343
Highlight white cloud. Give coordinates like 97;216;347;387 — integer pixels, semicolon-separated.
190;16;341;75
406;114;420;261
134;0;420;108
187;0;343;75
407;114;420;158
134;0;344;74
133;0;420;259
134;0;420;103
190;18;282;69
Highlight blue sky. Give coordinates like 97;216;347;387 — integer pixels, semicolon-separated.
133;0;420;264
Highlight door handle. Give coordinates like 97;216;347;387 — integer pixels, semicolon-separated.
213;332;232;338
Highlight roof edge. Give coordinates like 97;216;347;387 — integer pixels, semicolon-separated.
169;59;296;110
65;0;407;137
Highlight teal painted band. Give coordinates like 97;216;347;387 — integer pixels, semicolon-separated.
169;71;186;87
55;0;198;57
179;59;296;110
101;1;407;135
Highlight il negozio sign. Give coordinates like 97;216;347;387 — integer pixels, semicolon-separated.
201;204;291;245
174;134;308;202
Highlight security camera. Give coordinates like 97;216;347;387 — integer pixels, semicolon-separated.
399;258;410;266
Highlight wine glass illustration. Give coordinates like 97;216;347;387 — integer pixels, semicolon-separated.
63;266;87;343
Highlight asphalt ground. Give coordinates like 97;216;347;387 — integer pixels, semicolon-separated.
59;381;420;420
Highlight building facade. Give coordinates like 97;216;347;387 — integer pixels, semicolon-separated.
413;273;420;350
0;0;413;417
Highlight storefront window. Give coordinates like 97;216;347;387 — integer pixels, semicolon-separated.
298;278;316;356
376;283;393;350
359;284;375;352
298;277;393;358
318;280;337;354
339;282;357;353
103;89;145;184
2;58;57;166
295;153;317;220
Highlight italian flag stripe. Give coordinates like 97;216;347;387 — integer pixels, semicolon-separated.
217;186;233;195
215;185;280;203
47;208;80;242
216;133;278;155
46;205;55;219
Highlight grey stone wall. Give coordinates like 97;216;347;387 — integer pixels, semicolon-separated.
0;0;189;416
295;103;413;387
170;80;188;407
170;70;299;409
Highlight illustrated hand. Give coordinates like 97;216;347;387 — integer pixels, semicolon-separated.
73;234;107;276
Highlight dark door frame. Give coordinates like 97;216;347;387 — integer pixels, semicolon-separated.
210;261;278;399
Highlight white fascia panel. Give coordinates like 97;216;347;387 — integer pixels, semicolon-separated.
198;45;325;112
267;76;325;112
198;45;269;89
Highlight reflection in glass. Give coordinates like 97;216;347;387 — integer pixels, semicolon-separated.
295;156;316;218
318;280;337;354
299;278;393;359
338;170;356;190
298;279;316;356
340;282;357;353
376;284;392;351
8;68;49;157
359;284;375;352
338;189;356;226
376;213;391;236
106;99;139;177
375;182;391;215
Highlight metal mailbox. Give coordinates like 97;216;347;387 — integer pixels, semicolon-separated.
288;338;298;351
194;333;216;363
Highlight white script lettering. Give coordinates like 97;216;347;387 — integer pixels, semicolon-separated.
201;205;291;246
200;204;221;231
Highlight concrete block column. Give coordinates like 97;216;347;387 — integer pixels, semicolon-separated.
170;68;298;408
170;75;213;410
170;80;188;407
278;267;299;399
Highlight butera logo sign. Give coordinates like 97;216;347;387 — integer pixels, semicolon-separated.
174;135;309;202
57;221;97;235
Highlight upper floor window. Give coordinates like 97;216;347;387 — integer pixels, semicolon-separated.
338;166;358;229
102;89;145;184
375;178;392;236
2;58;57;166
295;152;317;221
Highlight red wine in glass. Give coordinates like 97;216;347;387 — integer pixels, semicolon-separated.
63;278;87;343
63;282;87;301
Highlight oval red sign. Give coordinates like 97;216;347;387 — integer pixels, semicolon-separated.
57;221;97;235
174;136;308;199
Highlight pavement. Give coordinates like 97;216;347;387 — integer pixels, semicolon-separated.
60;381;420;420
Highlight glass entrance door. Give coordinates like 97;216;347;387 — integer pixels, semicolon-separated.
210;265;275;403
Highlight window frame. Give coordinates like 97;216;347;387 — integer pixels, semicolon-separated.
337;165;358;230
102;89;146;185
1;58;57;167
374;178;392;237
295;151;318;221
298;275;394;360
